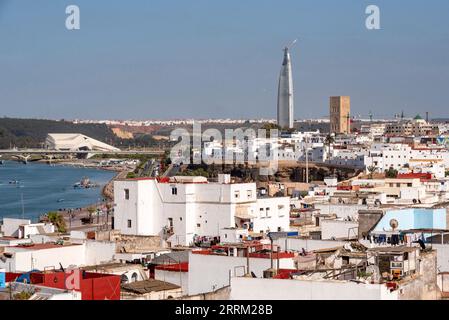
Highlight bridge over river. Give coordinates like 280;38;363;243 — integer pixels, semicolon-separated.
0;148;165;163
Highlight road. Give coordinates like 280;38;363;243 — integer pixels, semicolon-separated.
163;164;181;177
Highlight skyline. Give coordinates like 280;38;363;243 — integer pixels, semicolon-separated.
1;0;449;120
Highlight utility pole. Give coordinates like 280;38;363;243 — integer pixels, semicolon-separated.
346;112;351;134
21;193;25;220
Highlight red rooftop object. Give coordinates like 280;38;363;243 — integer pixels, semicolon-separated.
154;262;189;273
6;270;121;300
397;173;433;181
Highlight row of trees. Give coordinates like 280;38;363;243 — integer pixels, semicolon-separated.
45;203;114;234
366;166;398;179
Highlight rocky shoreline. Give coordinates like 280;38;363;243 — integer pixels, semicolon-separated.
102;170;129;201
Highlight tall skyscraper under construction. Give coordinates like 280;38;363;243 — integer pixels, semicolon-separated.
277;46;294;129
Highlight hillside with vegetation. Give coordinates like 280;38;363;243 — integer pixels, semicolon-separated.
0;117;173;149
0;117;118;149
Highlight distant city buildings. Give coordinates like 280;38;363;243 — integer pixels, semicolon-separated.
385;115;440;136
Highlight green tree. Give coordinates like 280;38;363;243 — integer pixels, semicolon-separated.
262;123;281;138
87;206;97;224
47;211;67;233
367;165;377;179
324;134;335;156
126;172;137;179
385;167;398;178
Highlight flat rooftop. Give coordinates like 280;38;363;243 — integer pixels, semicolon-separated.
368;246;418;254
82;262;140;272
121;279;180;294
7;243;81;251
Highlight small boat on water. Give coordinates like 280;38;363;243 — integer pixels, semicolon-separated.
57;199;65;203
73;176;99;189
9;180;20;185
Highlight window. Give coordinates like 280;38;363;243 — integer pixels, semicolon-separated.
197;223;201;228
172;187;178;195
247;190;253;198
124;189;130;200
234;191;240;199
127;220;132;228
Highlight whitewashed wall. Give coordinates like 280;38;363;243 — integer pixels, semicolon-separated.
187;252;295;296
230;277;398;300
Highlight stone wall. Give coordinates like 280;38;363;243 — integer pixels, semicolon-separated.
95;230;162;252
177;286;231;300
399;250;441;300
358;209;384;238
116;234;162;253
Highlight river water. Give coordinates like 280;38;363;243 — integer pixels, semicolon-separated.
0;161;116;221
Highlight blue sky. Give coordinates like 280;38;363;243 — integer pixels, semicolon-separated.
0;0;448;120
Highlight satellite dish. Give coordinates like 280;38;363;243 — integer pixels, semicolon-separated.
390;219;399;231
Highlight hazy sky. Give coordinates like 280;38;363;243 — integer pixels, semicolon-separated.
1;0;448;120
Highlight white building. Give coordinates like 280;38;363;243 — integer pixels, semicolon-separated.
327;148;367;168
45;133;119;152
1;218;55;239
154;247;296;296
113;175;290;246
0;241;116;272
230;277;399;300
364;143;411;172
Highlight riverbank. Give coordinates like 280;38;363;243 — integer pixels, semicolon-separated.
48;163;133;231
54;169;132;232
35;158;134;201
0;159;137;232
0;161;117;221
